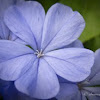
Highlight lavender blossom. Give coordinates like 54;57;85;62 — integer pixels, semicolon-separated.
0;1;94;99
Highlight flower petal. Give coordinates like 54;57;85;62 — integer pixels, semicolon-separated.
16;0;24;4
75;91;87;100
0;0;24;40
88;49;100;85
15;1;45;49
83;87;100;95
88;96;100;100
15;58;59;99
66;40;84;48
81;94;87;100
56;83;78;100
0;0;15;17
15;38;28;45
75;91;82;100
0;40;34;62
4;1;45;50
41;3;85;53
0;54;35;81
0;40;35;80
0;20;10;39
44;48;94;82
89;73;100;86
8;32;18;41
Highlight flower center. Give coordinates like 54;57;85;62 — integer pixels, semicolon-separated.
77;83;82;90
34;49;44;58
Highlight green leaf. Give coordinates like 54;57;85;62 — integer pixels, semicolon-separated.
84;35;100;51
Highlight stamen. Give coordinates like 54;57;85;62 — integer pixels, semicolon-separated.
34;49;44;58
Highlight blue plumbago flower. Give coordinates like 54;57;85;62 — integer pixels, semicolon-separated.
0;0;24;42
0;40;83;100
56;49;100;100
0;1;94;99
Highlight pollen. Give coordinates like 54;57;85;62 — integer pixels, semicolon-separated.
34;49;44;58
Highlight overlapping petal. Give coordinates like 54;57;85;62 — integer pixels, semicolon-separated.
0;0;24;40
83;87;100;95
81;95;87;100
4;1;45;50
88;49;100;85
88;96;100;100
15;58;59;99
0;0;15;17
74;91;86;100
0;20;10;39
67;40;84;48
41;3;85;53
44;48;94;82
0;40;35;80
56;83;78;100
0;0;24;16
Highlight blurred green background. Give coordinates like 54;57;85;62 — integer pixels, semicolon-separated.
31;0;100;51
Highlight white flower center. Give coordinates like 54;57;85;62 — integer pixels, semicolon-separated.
34;49;44;58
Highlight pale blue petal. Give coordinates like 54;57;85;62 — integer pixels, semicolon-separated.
41;3;85;53
0;40;35;80
56;83;78;100
0;19;10;39
83;87;100;95
4;2;43;50
87;49;100;85
44;48;94;82
56;90;82;100
15;1;45;49
15;58;59;99
88;72;100;86
0;0;24;16
0;40;34;62
16;0;24;4
76;91;87;100
0;54;35;81
0;0;23;40
81;94;87;100
73;91;87;100
66;40;84;48
8;32;18;41
59;40;84;49
0;0;15;17
88;96;100;100
69;91;87;100
15;38;28;45
75;91;82;100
